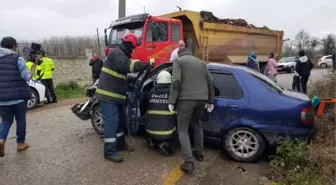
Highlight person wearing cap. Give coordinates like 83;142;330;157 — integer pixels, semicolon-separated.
40;50;57;103
170;40;185;61
0;36;40;157
95;32;153;163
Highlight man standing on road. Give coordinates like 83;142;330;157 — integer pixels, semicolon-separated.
40;50;57;103
0;37;39;157
168;48;214;173
265;52;278;82
295;50;314;94
170;40;185;61
332;49;336;72
89;53;103;83
95;33;152;163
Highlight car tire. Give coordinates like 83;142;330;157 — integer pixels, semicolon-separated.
320;63;328;68
222;127;266;162
91;105;104;135
27;88;39;110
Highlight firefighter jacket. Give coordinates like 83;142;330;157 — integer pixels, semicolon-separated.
143;83;177;141
96;44;150;104
40;57;55;79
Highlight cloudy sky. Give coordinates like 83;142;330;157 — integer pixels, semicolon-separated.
0;0;335;41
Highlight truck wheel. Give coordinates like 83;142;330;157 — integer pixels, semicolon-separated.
222;127;266;162
27;88;39;110
91;105;104;135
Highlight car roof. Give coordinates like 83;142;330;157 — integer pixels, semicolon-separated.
207;62;244;73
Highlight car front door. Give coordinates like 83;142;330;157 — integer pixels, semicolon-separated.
202;71;249;141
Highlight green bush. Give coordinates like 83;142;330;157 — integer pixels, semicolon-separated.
55;81;84;100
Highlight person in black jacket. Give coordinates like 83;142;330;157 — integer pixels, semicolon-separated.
95;33;153;163
143;71;178;156
89;53;103;83
295;50;314;94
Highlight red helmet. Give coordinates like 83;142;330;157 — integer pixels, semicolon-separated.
122;32;138;48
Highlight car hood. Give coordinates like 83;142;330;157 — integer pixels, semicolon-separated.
282;89;310;102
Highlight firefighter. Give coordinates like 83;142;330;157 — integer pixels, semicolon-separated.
40;50;57;103
96;32;153;163
143;71;178;156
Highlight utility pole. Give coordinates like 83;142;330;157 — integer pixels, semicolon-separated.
119;0;126;18
96;28;101;56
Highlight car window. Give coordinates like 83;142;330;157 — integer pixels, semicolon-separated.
171;24;180;42
326;56;332;59
242;67;284;93
211;73;243;99
146;21;168;42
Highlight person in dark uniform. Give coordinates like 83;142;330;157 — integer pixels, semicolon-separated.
95;32;152;163
143;71;178;156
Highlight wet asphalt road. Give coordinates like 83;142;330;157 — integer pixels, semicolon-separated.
0;105;270;185
0;69;328;185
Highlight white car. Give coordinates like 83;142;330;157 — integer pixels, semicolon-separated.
27;80;47;110
318;55;333;68
277;56;297;73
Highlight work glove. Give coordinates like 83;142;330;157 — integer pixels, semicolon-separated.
149;60;155;66
168;104;175;113
205;103;214;112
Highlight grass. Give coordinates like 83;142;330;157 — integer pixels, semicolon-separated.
270;73;336;185
55;81;85;100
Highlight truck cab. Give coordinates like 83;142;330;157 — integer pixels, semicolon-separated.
104;13;183;66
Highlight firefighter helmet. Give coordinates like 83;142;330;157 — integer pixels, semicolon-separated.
122;32;138;48
157;71;172;84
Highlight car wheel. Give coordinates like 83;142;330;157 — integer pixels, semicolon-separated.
320;63;327;68
91;105;104;135
223;127;266;162
27;88;39;110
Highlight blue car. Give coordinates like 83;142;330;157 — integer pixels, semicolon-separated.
79;62;315;162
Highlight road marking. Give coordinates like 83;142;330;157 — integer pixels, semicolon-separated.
162;165;184;185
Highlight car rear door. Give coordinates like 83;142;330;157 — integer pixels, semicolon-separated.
202;71;249;140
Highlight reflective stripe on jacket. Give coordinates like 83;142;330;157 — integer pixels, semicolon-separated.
144;83;177;141
95;45;149;104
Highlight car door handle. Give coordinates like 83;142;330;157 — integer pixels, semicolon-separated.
227;104;239;109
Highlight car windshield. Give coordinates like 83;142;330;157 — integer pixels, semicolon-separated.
242;67;285;93
278;57;296;63
108;22;144;46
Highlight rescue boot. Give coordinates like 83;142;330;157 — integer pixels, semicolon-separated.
104;153;124;163
147;138;157;150
0;140;5;157
158;142;175;156
17;143;29;152
180;161;194;174
192;151;204;162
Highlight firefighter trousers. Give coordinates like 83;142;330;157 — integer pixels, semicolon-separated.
99;101;126;156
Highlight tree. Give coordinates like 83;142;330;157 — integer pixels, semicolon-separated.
294;29;311;52
321;34;336;55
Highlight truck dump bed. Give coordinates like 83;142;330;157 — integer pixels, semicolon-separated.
161;10;284;64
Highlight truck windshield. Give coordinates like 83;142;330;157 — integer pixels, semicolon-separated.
108;22;144;46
